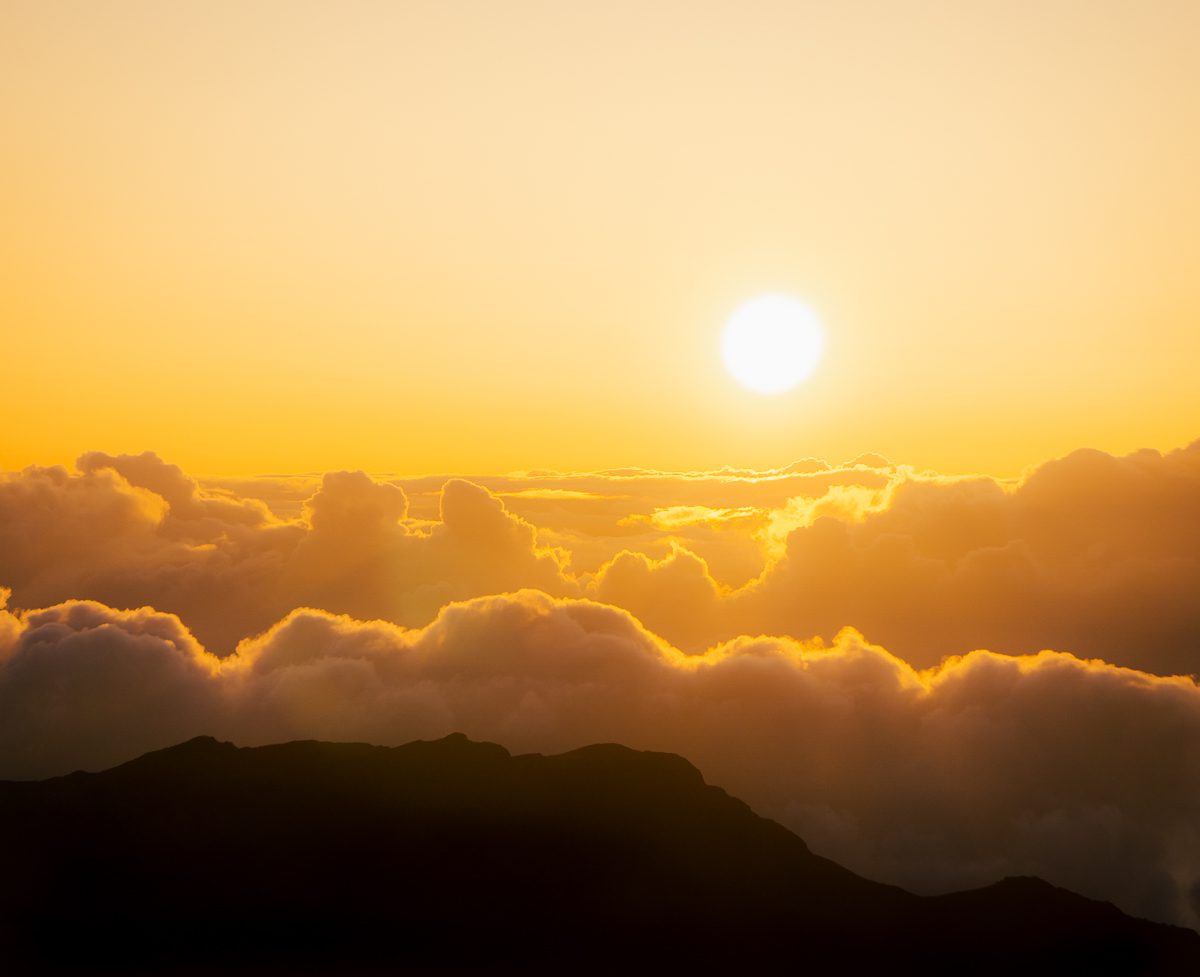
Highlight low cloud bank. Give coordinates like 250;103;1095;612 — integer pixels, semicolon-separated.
2;588;1197;932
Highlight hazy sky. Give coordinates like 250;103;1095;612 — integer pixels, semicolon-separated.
3;1;1197;475
5;2;1199;943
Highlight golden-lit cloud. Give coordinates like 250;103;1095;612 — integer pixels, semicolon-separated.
589;543;725;653
734;441;1200;672
582;441;1200;669
0;451;887;645
2;587;1198;934
388;461;893;584
2;441;1198;674
0;453;573;654
625;504;761;531
499;489;609;501
3;441;1199;932
6;5;1198;961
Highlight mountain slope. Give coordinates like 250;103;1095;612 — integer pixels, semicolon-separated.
1;734;1195;974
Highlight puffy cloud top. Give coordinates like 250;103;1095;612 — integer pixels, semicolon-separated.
3;440;1200;934
1;588;1198;934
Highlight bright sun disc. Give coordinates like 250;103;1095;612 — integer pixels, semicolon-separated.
721;295;824;394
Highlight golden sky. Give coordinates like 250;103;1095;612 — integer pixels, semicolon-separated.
4;1;1197;476
5;2;1200;953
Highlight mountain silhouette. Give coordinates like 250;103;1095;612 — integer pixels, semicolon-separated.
2;734;1195;974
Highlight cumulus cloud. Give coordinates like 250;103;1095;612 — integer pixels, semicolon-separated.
0;589;22;664
77;451;272;534
380;460;893;582
589;543;725;650
1;589;1198;933
2;440;1198;675
3;442;1197;937
0;454;573;654
733;441;1200;672
0;598;222;777
574;441;1200;670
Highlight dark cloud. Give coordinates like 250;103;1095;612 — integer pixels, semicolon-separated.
0;596;222;777
1;589;1197;933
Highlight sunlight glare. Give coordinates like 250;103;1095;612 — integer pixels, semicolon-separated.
721;295;824;394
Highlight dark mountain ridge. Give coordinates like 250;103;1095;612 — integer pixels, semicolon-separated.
2;734;1195;974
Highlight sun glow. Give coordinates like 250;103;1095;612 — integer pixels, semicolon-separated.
721;295;824;394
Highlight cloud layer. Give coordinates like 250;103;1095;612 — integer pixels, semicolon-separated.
582;441;1200;673
1;587;1197;932
3;441;1198;930
2;441;1198;675
0;452;572;654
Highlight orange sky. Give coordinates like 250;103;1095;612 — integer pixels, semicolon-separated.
4;3;1200;941
3;1;1198;476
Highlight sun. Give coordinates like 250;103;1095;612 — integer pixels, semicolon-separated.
721;295;824;394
